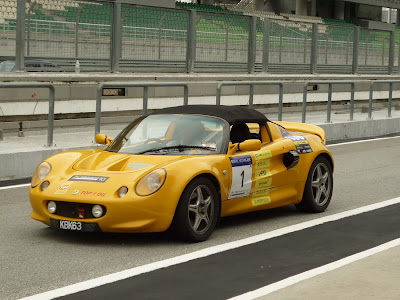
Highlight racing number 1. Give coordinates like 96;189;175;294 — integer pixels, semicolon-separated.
228;155;252;199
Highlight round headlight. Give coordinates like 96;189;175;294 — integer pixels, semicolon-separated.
31;162;52;188
147;173;161;191
47;201;57;214
41;181;50;191
136;169;167;196
92;205;103;218
118;186;128;198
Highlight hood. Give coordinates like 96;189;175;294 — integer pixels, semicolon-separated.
72;151;186;172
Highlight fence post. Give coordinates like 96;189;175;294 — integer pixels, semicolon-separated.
388;30;395;74
110;1;121;73
186;10;197;73
350;83;355;121
15;0;26;71
352;27;360;74
262;17;270;73
310;23;318;74
302;83;308;123
249;85;254;108
388;82;393;118
143;86;149;116
248;16;257;74
398;33;400;74
326;83;332;123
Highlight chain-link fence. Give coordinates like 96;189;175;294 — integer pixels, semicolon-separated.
0;0;399;74
194;12;250;72
120;4;188;72
317;24;355;66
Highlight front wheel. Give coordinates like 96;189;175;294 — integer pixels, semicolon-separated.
171;177;220;242
296;156;333;213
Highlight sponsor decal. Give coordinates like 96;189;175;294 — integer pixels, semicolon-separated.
72;190;79;195
255;168;272;179
255;159;270;170
253;187;270;198
228;155;253;199
251;196;271;206
254;150;272;160
68;175;109;183
80;191;107;197
255;177;272;188
127;162;154;170
55;183;72;194
284;135;313;154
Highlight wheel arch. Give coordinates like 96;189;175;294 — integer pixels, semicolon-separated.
317;152;334;172
189;173;221;201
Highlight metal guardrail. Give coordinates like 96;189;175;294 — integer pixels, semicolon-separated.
216;81;284;120
0;82;55;146
302;81;356;123
368;80;400;119
95;82;189;135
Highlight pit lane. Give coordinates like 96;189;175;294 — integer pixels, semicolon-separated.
1;136;400;300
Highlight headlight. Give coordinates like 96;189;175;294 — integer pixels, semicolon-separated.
135;168;166;196
31;162;52;188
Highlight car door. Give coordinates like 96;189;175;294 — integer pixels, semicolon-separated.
222;123;300;217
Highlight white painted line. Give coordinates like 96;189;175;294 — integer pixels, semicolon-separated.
229;238;400;300
0;183;30;190
328;135;400;147
20;196;400;300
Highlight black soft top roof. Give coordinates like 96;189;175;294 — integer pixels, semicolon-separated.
153;105;269;125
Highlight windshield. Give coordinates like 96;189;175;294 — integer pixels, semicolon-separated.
108;114;227;155
0;61;15;72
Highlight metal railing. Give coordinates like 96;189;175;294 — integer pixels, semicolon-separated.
302;81;356;123
0;82;55;146
95;82;189;135
368;80;400;119
4;0;399;74
216;81;284;120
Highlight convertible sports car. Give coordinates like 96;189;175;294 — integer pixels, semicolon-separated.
30;105;334;242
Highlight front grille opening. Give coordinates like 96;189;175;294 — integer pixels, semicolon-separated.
50;201;107;219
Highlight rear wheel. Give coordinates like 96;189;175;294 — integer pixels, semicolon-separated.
171;177;220;242
296;156;333;213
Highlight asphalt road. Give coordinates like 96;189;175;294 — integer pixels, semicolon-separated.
1;137;400;300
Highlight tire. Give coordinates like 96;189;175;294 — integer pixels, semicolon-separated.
171;177;220;242
296;156;333;213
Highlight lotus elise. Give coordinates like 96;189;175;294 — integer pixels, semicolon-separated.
29;105;334;242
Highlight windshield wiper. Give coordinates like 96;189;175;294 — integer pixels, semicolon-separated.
137;145;216;154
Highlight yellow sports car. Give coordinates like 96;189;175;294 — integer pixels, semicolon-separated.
30;105;333;242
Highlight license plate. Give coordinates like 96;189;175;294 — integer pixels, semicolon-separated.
59;220;82;231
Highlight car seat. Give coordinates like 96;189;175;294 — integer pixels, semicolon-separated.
230;123;250;144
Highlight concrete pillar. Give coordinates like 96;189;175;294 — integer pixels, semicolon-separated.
397;9;400;26
334;0;345;20
311;0;317;16
296;0;307;16
254;0;264;10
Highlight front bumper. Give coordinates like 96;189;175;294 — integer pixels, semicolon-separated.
30;191;178;233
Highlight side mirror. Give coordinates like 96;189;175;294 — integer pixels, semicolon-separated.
228;139;261;155
95;133;113;145
238;139;262;152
